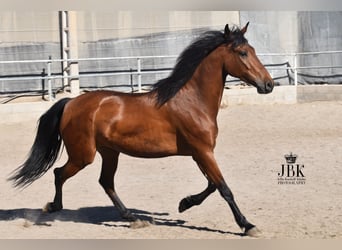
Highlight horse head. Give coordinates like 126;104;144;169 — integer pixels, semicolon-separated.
222;22;274;94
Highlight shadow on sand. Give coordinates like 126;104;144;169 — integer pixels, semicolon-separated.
0;206;244;236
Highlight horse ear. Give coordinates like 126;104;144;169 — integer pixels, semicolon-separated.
224;24;230;38
241;21;250;34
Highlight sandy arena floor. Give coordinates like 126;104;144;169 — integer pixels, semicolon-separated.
0;101;341;239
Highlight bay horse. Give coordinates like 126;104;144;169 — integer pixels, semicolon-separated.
9;23;274;237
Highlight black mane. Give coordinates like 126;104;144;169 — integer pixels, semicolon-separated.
153;26;248;105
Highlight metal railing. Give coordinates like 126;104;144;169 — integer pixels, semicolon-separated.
0;55;178;102
258;51;342;87
1;51;341;102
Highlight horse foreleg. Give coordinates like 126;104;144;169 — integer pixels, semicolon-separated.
98;148;137;222
192;151;259;237
178;181;216;212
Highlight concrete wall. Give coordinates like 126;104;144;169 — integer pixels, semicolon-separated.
76;11;239;89
0;11;341;94
0;12;59;43
0;11;239;93
222;86;297;106
76;11;239;41
0;12;61;93
297;85;342;103
298;12;342;84
239;11;299;86
221;85;342;106
240;11;299;53
240;11;342;85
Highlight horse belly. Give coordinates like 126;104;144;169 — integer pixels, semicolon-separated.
108;131;178;158
97;118;179;158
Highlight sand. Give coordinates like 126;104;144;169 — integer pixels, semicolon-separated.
0;101;341;239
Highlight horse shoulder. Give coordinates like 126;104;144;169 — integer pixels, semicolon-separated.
167;101;219;152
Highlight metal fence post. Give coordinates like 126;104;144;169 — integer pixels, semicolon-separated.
294;53;298;86
137;58;142;92
47;56;53;101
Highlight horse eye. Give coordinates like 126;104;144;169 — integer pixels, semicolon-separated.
239;51;248;57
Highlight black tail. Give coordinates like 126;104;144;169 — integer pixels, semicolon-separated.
8;98;71;188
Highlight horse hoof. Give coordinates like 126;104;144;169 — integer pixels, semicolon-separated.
42;202;62;213
245;226;262;237
121;211;139;222
129;219;151;229
178;197;191;213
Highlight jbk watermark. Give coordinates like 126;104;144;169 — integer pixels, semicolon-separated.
278;152;306;185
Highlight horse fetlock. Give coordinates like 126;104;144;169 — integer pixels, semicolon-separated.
42;202;63;213
121;210;137;222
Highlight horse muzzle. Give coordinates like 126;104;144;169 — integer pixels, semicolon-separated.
256;80;274;94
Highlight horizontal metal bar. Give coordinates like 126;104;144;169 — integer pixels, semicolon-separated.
74;55;178;62
295;51;342;56
0;51;341;64
0;55;178;64
2;64;342;82
268;65;342;70
0;69;174;82
258;51;342;57
0;76;49;81
0;59;52;64
295;65;342;69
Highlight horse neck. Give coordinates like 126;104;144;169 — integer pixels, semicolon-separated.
185;46;227;117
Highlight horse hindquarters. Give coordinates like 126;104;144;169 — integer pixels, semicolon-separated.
45;95;99;212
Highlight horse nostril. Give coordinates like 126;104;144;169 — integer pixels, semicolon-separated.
266;81;274;92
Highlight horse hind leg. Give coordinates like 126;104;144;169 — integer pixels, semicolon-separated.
42;111;98;213
43;140;96;213
43;160;89;212
98;148;137;222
